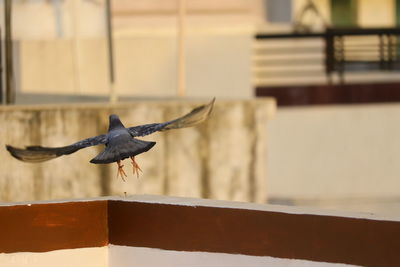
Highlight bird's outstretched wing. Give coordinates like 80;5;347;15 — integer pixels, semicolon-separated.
127;98;215;137
6;134;108;163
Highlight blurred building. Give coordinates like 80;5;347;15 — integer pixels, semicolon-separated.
1;0;263;100
1;0;400;100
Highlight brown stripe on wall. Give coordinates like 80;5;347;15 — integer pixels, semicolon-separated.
0;200;108;253
108;200;400;267
256;82;400;106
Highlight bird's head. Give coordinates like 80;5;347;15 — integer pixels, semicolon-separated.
108;114;125;131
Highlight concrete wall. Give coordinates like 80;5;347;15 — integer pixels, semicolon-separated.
267;103;400;214
0;99;275;203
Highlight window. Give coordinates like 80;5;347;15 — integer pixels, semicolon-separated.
265;0;292;23
397;0;400;25
330;0;358;27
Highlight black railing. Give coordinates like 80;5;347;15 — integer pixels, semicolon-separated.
255;27;400;85
325;28;400;83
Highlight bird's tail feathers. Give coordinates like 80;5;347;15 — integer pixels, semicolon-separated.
90;139;155;164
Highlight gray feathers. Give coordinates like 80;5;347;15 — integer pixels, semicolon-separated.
6;135;108;162
90;139;156;164
128;98;214;137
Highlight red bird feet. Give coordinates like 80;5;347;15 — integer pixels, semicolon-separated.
116;157;142;181
130;156;142;178
116;160;127;181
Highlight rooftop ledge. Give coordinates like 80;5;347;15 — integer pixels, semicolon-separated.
1;195;400;267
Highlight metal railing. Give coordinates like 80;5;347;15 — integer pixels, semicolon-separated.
325;27;400;83
254;27;400;86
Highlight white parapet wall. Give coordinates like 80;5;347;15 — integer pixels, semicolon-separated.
0;195;399;267
108;245;349;267
267;103;400;214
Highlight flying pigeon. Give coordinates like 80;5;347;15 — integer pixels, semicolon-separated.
6;99;214;180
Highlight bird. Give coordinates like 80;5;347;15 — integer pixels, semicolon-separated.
6;98;214;180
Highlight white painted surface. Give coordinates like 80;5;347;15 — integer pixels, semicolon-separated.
267;103;400;214
108;245;357;267
0;244;358;267
0;247;107;267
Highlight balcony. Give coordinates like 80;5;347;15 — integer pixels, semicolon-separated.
254;27;400;105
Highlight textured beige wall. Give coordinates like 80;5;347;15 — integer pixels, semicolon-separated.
0;0;261;40
358;0;396;27
0;0;106;39
5;0;256;98
18;32;253;98
0;99;275;203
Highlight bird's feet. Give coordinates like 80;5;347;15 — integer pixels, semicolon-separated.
116;160;127;181
130;156;142;178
